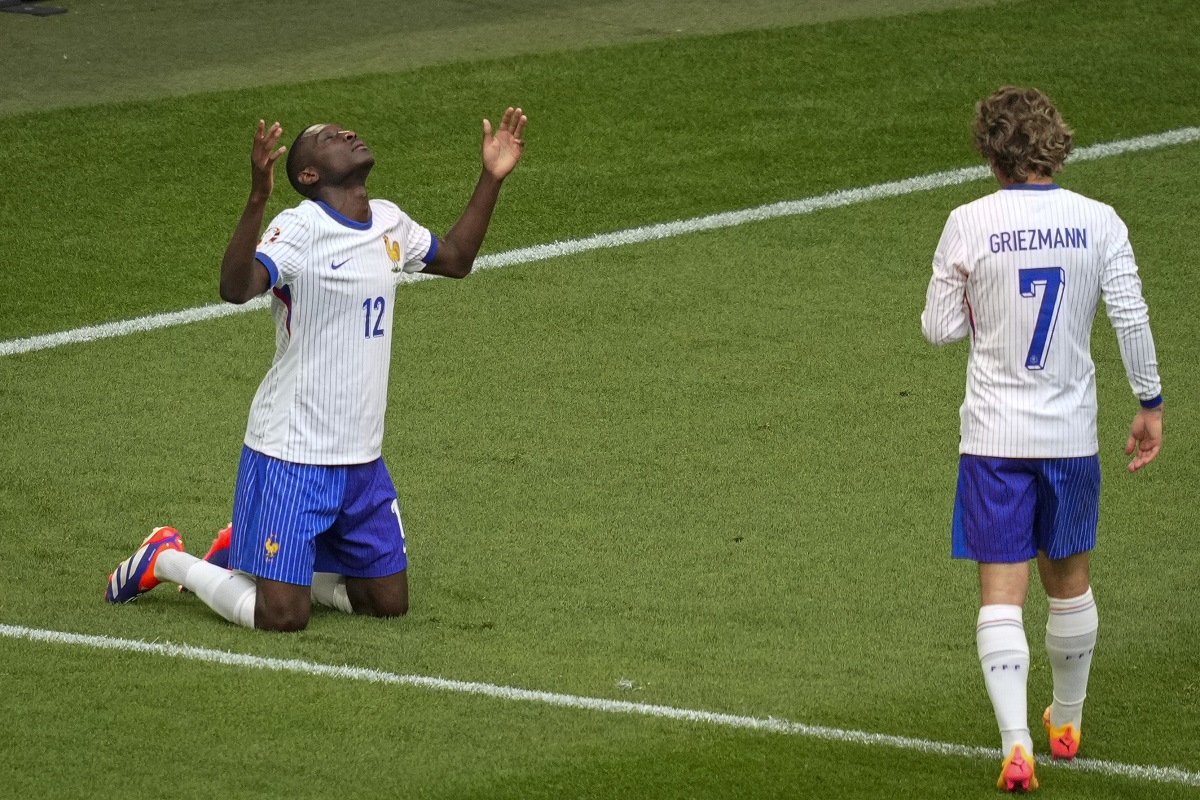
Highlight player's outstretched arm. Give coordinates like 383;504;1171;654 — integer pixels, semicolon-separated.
423;107;527;279
1125;405;1163;472
220;120;286;303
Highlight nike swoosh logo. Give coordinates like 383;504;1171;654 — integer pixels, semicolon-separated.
331;259;351;270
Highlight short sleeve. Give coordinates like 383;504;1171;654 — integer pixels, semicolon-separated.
255;207;313;286
394;209;438;274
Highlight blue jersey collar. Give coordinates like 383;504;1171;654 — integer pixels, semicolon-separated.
1002;183;1060;191
314;199;373;230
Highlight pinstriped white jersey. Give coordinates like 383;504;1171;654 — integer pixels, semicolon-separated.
922;185;1161;458
247;198;436;465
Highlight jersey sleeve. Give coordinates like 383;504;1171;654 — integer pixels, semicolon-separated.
1100;208;1162;405
397;209;439;274
255;207;313;286
921;211;971;346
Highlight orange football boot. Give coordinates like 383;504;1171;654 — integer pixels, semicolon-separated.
997;743;1038;792
200;524;232;568
1042;706;1080;761
179;524;233;592
104;527;184;603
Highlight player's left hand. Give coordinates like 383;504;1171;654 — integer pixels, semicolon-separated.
1125;405;1163;472
481;107;527;180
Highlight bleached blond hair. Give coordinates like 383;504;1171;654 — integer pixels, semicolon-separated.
973;86;1073;181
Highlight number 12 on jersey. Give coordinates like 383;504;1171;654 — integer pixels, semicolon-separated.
1018;267;1065;371
362;296;386;338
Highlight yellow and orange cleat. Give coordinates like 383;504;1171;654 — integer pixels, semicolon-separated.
1042;706;1080;761
997;743;1038;792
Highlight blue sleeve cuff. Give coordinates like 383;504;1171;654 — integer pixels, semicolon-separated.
255;253;279;286
1140;394;1163;409
421;234;440;265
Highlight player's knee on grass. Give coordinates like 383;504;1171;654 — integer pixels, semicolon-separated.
347;572;408;618
255;579;313;632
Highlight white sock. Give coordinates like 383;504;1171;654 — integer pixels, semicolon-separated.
1045;587;1098;730
977;604;1033;755
153;547;197;585
311;572;354;614
154;549;256;628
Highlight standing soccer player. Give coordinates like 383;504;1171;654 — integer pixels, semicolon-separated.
104;107;528;631
921;87;1162;791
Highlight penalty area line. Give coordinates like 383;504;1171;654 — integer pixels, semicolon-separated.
2;622;1198;787
1;125;1199;360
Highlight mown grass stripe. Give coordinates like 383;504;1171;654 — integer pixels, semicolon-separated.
2;125;1197;360
1;622;1197;787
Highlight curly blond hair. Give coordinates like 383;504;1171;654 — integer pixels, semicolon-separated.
973;87;1073;182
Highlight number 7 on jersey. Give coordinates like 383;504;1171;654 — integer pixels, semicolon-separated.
1018;267;1065;371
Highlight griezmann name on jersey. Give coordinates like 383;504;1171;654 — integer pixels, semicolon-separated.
248;198;437;465
922;185;1160;459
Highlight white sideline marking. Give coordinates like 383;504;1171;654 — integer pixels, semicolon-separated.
2;126;1198;360
2;623;1198;787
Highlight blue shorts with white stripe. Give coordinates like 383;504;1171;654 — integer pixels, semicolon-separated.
229;446;408;586
951;454;1100;563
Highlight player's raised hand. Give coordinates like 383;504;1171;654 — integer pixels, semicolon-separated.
1125;406;1163;472
481;107;527;180
251;120;287;200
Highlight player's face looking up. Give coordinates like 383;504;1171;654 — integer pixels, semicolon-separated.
287;123;374;197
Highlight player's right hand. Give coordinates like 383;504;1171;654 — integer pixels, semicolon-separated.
251;120;287;201
1125;405;1163;472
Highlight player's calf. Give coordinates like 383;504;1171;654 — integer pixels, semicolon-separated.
347;572;409;618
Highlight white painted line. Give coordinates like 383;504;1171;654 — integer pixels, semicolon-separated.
2;623;1197;787
3;125;1198;360
0;295;271;358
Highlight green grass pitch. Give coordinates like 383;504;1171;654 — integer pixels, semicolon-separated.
1;1;1198;798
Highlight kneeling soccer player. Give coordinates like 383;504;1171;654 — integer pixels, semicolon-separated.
104;107;528;630
921;87;1163;791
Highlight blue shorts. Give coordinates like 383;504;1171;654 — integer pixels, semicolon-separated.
951;454;1100;563
229;446;408;586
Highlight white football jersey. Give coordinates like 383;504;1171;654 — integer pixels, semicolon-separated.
246;198;436;465
922;184;1161;458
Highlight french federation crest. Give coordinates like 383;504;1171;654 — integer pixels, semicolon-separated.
383;234;402;272
264;533;280;560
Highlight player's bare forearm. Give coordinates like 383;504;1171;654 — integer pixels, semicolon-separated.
449;169;505;261
425;172;504;279
423;107;526;279
221;121;285;303
220;196;272;303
